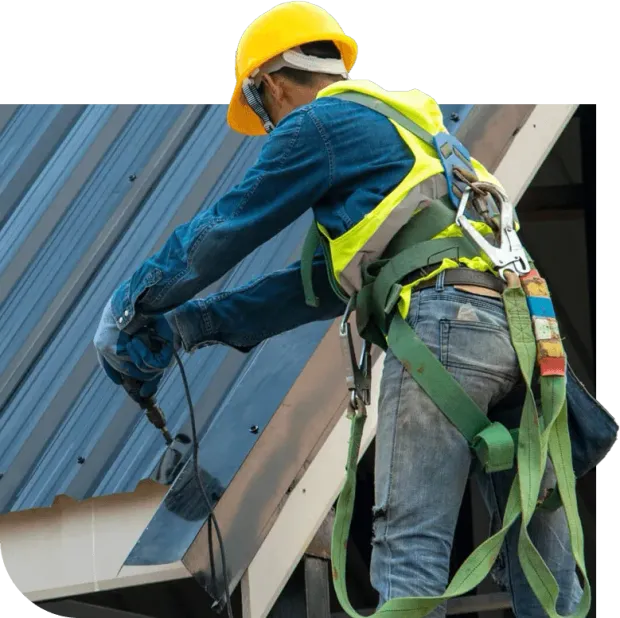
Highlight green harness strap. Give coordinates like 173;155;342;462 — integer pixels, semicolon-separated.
301;221;350;307
359;237;480;335
301;220;590;616
330;282;590;618
304;228;587;616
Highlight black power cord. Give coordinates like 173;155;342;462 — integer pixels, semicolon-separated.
129;328;234;618
136;328;234;616
171;347;234;618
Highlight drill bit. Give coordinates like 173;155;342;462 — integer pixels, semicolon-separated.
144;399;173;445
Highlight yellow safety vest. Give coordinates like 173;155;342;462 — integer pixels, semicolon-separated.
313;79;505;318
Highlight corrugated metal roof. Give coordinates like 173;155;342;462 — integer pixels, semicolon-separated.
0;104;269;512
0;102;471;516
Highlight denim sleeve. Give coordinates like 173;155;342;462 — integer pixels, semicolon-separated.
110;105;334;335
167;253;346;353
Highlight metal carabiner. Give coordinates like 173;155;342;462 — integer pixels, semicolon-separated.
340;296;359;394
455;187;531;281
340;296;371;418
358;340;372;406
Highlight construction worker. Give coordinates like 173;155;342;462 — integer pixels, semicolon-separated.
94;2;614;617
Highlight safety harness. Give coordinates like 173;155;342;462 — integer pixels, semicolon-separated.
300;92;590;617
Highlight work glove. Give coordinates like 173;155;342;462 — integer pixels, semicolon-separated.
97;354;161;403
94;299;181;404
124;314;181;377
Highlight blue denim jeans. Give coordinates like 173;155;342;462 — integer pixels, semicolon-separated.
370;274;583;618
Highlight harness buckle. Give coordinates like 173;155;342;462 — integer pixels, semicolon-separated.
455;187;531;281
340;297;372;418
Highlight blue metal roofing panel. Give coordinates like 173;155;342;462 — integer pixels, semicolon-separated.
0;106;61;195
0;104;263;512
0;106;186;379
0;102;473;518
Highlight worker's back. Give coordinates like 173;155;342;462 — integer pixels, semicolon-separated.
278;96;415;238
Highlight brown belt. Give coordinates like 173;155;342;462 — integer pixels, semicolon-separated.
411;267;506;294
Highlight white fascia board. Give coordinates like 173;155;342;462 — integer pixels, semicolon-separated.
0;481;189;603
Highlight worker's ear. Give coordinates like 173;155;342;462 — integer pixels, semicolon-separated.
261;73;286;107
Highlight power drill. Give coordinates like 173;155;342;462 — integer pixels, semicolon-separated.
121;377;173;445
118;326;174;445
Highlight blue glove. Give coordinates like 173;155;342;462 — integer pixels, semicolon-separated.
97;353;161;403
124;315;180;376
94;300;181;403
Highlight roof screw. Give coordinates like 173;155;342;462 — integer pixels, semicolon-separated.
450;112;460;122
77;456;86;464
129;174;137;182
249;425;259;435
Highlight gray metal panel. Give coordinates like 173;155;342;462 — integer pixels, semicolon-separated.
0;104;268;512
39;601;153;618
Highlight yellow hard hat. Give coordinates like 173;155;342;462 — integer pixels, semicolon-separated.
228;2;358;136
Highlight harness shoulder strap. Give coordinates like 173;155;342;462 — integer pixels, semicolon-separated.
331;91;479;209
331;91;435;146
301;222;321;307
301;221;350;308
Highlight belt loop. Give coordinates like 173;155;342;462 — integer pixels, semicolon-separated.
435;270;446;292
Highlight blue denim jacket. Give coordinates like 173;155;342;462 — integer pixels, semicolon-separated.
110;97;414;351
101;96;616;476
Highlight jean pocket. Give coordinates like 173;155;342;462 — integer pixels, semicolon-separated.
440;319;519;381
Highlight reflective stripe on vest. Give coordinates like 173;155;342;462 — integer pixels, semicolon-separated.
310;80;506;316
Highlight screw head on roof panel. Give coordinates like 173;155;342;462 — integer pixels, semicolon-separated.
450;112;460;122
249;425;259;434
129;174;137;182
77;456;85;464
